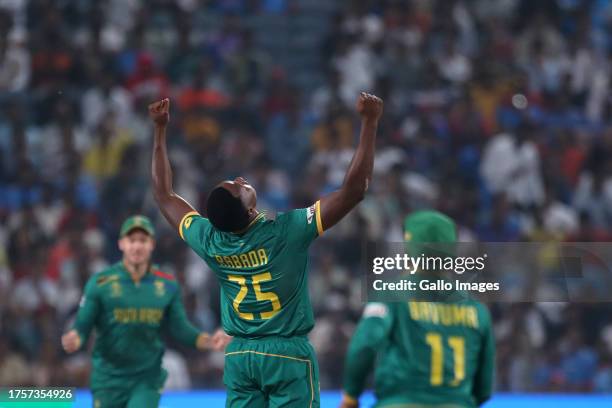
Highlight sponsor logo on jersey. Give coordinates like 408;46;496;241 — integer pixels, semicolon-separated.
184;216;194;229
113;307;163;324
96;274;119;286
307;204;315;224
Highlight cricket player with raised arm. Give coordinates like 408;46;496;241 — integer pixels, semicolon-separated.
61;215;224;408
340;211;495;408
149;92;383;407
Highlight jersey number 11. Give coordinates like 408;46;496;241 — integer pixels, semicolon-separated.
425;332;465;387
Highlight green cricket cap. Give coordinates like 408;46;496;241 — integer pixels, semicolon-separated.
404;210;457;246
119;215;155;238
404;211;466;300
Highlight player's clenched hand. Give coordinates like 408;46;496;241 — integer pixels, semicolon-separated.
356;92;383;122
148;98;170;127
61;330;82;354
210;328;233;352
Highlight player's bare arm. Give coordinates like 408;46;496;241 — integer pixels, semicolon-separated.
318;92;383;231
149;98;197;231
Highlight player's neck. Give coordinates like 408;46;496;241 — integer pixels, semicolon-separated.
235;211;263;234
248;210;260;224
123;260;149;283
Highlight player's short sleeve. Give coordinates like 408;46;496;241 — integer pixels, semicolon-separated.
279;201;323;248
179;211;212;257
361;302;393;333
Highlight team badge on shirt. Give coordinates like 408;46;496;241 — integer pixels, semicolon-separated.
110;281;122;297
154;280;165;297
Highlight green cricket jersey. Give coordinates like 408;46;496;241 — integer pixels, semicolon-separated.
343;297;495;407
178;201;323;338
73;262;201;389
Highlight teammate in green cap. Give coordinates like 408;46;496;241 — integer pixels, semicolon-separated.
340;210;495;408
61;215;225;408
149;93;383;407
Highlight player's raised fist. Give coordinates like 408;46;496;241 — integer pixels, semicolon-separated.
61;330;82;354
148;98;170;127
356;92;383;121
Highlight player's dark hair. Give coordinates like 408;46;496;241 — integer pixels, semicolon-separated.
206;187;250;232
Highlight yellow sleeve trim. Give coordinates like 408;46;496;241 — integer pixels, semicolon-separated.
179;211;200;240
315;200;324;236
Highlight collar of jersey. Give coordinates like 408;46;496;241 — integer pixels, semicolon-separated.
119;261;153;281
233;212;266;235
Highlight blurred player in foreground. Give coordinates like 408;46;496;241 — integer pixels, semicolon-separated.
61;215;228;408
149;93;383;407
340;211;495;408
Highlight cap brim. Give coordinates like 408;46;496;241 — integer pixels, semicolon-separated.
121;227;154;237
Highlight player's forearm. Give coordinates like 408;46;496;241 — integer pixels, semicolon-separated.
152;124;196;229
341;118;378;204
171;320;201;348
73;309;95;347
152;124;175;201
168;294;202;347
343;342;376;399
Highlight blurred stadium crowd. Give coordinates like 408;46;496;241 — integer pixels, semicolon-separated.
1;0;612;394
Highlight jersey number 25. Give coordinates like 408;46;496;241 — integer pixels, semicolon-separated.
228;273;281;320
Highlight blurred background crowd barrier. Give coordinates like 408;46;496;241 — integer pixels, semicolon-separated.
1;0;612;394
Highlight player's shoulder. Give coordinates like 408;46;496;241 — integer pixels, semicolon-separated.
150;265;178;283
180;212;213;238
274;208;296;222
467;299;493;329
469;299;490;313
88;263;122;287
184;212;209;226
275;205;317;227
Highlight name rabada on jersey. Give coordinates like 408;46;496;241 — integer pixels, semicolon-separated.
214;248;269;269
